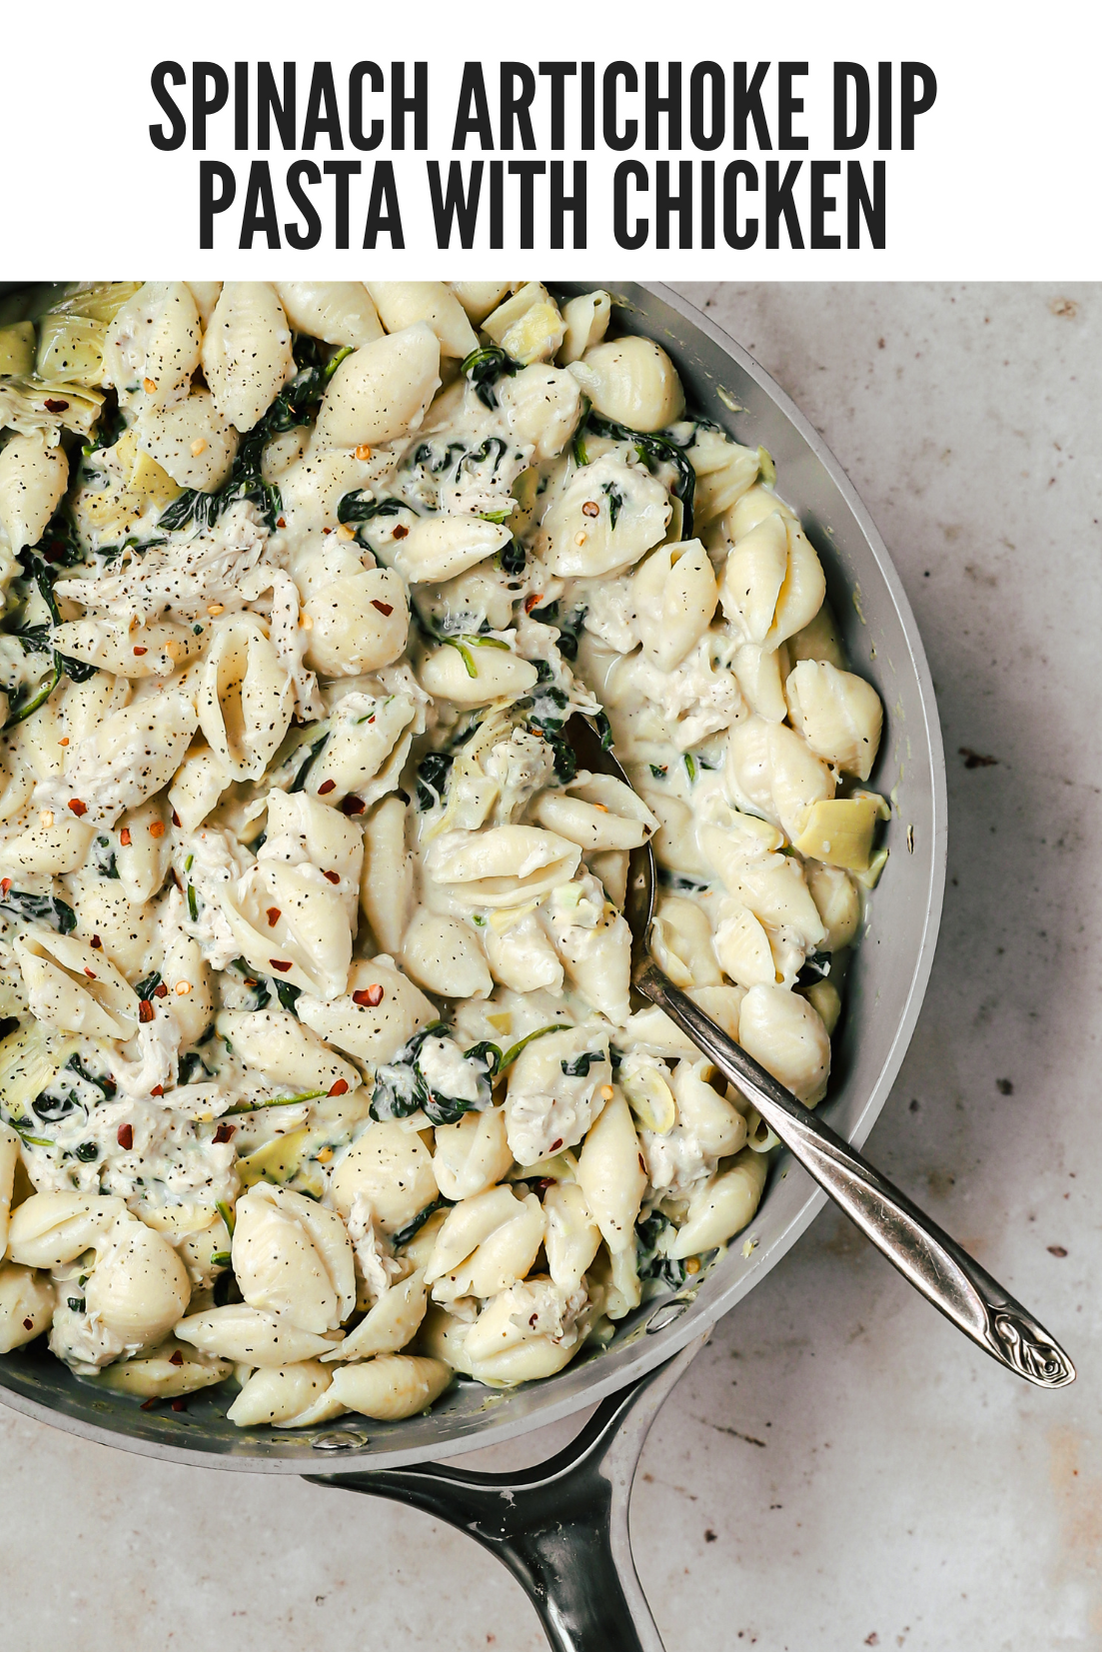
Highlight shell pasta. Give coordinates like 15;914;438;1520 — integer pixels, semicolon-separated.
0;280;887;1423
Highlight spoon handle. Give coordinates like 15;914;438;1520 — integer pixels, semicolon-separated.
635;958;1075;1390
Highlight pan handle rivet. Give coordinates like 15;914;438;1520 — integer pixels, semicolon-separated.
647;1300;689;1333
312;1430;370;1450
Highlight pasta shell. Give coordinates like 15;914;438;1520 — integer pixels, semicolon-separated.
432;1109;513;1203
365;282;477;359
324;1268;428;1362
329;1121;438;1234
313;323;440;448
0;433;68;553
417;642;539;707
175;1303;339;1367
786;659;884;781
15;929;138;1040
304;568;409;677
274;282;384;347
102;281;201;413
198;615;293;783
232;1184;355;1334
84;1214;191;1344
136;388;238;491
6;1191;126;1269
201;282;295;432
424;825;580;909
738;983;831;1104
569;336;685;431
393;516;510;585
576;1092;646;1254
227;1359;335;1426
667;1148;768;1258
298;957;436;1065
328;1354;451;1420
0;1263;55;1353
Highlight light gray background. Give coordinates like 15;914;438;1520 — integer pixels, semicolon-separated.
2;283;1098;1653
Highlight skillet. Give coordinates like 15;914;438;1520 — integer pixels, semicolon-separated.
0;279;947;1651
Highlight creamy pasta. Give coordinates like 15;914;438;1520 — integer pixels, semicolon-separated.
0;280;886;1423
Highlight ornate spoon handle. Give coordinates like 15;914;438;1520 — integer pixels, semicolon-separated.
636;958;1075;1390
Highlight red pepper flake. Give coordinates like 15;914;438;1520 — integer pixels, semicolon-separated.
22;1317;34;1331
133;645;148;656
119;828;132;846
328;1079;349;1096
550;1138;563;1152
266;906;281;927
44;397;69;413
352;984;384;1008
169;1349;185;1366
117;1123;133;1150
322;525;332;535
371;599;394;617
277;516;286;528
213;1122;236;1144
90;934;102;949
339;795;365;816
0;878;11;896
171;809;181;827
149;820;165;838
524;592;544;613
139;1000;155;1022
322;868;340;884
269;959;293;972
171;1399;187;1412
638;1153;646;1173
84;967;97;979
317;779;336;795
392;523;408;540
243;978;257;988
150;1085;164;1097
528;1312;539;1328
533;1177;553;1197
140;1398;157;1411
68;798;87;817
153;982;168;998
582;500;600;518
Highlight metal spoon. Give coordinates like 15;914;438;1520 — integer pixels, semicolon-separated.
566;715;1075;1390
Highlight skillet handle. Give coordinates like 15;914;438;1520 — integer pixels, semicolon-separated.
307;1334;707;1652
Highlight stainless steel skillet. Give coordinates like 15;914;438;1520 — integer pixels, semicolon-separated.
0;280;947;1651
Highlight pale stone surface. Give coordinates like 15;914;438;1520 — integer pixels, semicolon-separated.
1;283;1098;1652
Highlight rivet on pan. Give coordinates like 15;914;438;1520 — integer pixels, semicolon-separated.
312;1430;370;1451
647;1300;689;1333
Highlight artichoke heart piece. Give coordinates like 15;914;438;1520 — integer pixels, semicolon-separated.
0;321;35;376
0;1019;79;1122
237;1127;328;1200
793;793;890;873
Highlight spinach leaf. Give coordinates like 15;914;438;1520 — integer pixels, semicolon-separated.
91;835;119;879
0;889;77;934
560;1050;604;1079
134;971;162;1003
371;1024;496;1127
415;749;454;810
337;493;406;527
391;1194;455;1249
636;1212;689;1290
159;340;351;535
585;414;696;540
288;732;329;794
460;344;520;409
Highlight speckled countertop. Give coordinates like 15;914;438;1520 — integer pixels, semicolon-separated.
2;283;1098;1653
